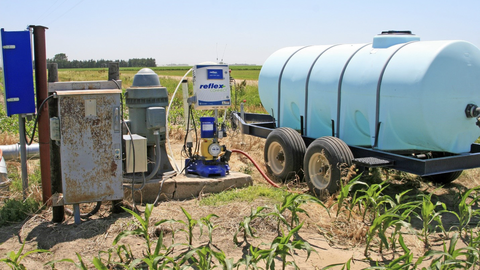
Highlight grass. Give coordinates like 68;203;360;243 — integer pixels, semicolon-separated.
199;185;288;206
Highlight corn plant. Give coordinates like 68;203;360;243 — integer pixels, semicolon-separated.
98;244;135;269
364;234;425;270
268;193;329;234
335;174;366;218
413;193;449;249
450;186;480;238
179;245;234;270
350;183;393;222
364;198;417;256
46;252;96;270
264;222;316;270
320;258;353;270
113;204;157;256
236;245;270;270
0;241;50;270
200;213;219;245
234;206;267;246
176;207;201;246
424;232;480;269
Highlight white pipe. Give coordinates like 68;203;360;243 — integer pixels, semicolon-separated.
166;68;193;173
0;143;40;160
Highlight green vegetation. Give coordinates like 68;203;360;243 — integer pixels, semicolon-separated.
0;241;49;270
199;185;287;206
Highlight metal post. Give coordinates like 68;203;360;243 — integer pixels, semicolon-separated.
182;79;189;127
30;25;51;204
48;63;65;222
73;204;80;224
240;101;245;145
109;63;123;213
18;115;28;200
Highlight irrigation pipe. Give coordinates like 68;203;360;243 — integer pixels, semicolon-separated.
231;149;280;188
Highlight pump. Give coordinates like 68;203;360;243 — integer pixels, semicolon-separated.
184;63;232;177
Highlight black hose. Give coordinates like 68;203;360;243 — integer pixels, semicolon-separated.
25;94;55;145
64;201;102;219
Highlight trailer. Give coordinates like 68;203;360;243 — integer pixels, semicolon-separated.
230;31;480;196
232;110;480;195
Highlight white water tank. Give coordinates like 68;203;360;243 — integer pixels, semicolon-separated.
258;31;480;154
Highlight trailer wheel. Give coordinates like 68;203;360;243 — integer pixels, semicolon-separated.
304;137;353;195
264;127;306;181
424;171;463;184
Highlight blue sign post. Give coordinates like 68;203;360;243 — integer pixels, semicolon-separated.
1;28;37;199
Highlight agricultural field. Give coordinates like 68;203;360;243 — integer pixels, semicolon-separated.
0;68;480;269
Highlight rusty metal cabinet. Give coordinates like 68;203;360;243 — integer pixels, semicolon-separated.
55;88;122;204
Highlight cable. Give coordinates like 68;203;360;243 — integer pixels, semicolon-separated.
64;201;102;219
166;68;193;173
25;94;55;146
231;149;280;188
152;171;177;206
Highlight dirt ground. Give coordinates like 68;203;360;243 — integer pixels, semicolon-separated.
0;128;479;269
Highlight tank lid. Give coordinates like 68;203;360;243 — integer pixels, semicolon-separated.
380;30;413;35
373;30;420;48
132;68;161;87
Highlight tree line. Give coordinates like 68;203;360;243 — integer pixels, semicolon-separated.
47;53;156;68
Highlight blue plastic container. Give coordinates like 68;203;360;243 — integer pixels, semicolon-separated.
200;117;216;138
258;32;480;153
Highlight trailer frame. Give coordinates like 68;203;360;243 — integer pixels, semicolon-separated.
232;111;480;177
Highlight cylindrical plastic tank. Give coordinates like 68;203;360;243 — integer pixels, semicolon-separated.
259;31;480;153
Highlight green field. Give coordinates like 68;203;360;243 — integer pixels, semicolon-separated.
64;66;262;81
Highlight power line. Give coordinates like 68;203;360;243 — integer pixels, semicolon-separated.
35;0;67;23
46;0;86;25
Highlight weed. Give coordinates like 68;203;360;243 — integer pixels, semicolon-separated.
0;197;41;226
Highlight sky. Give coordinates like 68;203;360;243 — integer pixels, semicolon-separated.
1;0;480;66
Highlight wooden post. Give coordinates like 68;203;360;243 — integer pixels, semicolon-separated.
108;62;119;81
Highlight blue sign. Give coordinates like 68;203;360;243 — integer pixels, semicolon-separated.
1;29;36;116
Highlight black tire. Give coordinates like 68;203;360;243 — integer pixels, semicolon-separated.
264;127;306;181
304;137;354;195
424;171;463;184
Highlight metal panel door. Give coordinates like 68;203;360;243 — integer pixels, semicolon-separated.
58;91;122;204
1;29;36;116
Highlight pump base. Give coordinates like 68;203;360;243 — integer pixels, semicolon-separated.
185;158;230;177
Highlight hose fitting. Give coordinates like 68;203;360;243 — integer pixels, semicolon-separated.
465;104;480;118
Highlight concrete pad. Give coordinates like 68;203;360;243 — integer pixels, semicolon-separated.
123;171;252;204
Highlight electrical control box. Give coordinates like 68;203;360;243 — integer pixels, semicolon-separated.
193;64;231;110
1;29;36;116
50;82;123;204
123;134;148;173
